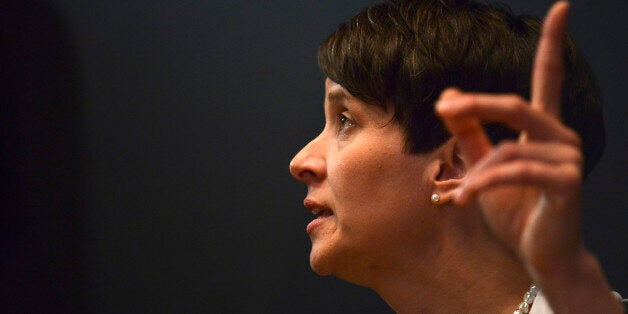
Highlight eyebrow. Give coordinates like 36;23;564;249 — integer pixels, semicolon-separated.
327;88;349;104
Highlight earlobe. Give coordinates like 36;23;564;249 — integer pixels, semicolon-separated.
430;193;441;204
431;182;463;205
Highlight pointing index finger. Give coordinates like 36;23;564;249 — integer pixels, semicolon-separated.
531;1;570;118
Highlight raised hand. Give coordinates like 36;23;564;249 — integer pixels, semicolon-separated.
435;2;623;312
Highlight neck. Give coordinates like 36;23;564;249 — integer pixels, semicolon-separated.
369;211;531;313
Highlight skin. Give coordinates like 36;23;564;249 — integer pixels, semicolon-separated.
291;78;533;313
291;78;441;282
437;3;622;313
291;2;623;313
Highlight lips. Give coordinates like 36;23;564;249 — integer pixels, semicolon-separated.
304;198;333;233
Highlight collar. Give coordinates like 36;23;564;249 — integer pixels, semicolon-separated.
529;291;553;314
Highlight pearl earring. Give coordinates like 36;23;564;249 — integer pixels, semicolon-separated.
430;193;440;204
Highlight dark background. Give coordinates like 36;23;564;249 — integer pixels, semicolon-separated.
1;0;626;312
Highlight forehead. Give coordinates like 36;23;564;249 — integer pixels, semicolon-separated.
323;78;396;127
324;78;394;113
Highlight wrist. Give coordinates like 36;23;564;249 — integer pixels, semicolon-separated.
531;248;624;313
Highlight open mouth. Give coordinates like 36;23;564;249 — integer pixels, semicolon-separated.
304;199;333;233
306;207;333;234
311;208;333;218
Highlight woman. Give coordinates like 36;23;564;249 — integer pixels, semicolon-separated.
289;0;625;313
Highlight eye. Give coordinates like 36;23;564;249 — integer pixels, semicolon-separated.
337;112;354;133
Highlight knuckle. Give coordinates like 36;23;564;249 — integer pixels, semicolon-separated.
440;88;458;99
556;164;582;189
513;162;537;178
564;129;582;147
563;164;582;182
460;95;478;110
555;143;582;164
505;94;526;104
505;96;528;115
440;94;469;117
566;146;584;166
495;141;519;159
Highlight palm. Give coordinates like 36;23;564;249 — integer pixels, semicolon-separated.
479;175;580;269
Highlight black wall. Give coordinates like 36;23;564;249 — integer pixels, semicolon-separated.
2;0;626;312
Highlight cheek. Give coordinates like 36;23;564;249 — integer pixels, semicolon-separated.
328;150;390;214
328;146;430;238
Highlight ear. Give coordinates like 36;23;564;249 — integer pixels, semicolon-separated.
430;138;468;205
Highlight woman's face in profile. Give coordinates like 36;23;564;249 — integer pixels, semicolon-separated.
290;79;443;281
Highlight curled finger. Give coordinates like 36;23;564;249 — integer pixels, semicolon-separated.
436;92;580;146
455;161;582;205
468;141;583;179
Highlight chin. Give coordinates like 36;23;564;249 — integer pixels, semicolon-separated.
309;239;371;285
307;231;373;282
310;247;376;288
309;261;332;276
309;244;334;276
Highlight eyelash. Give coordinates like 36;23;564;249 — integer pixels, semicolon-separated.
337;113;353;133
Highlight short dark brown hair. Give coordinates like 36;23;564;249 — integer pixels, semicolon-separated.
318;0;604;176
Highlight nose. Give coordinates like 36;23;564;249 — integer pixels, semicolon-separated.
289;135;326;185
